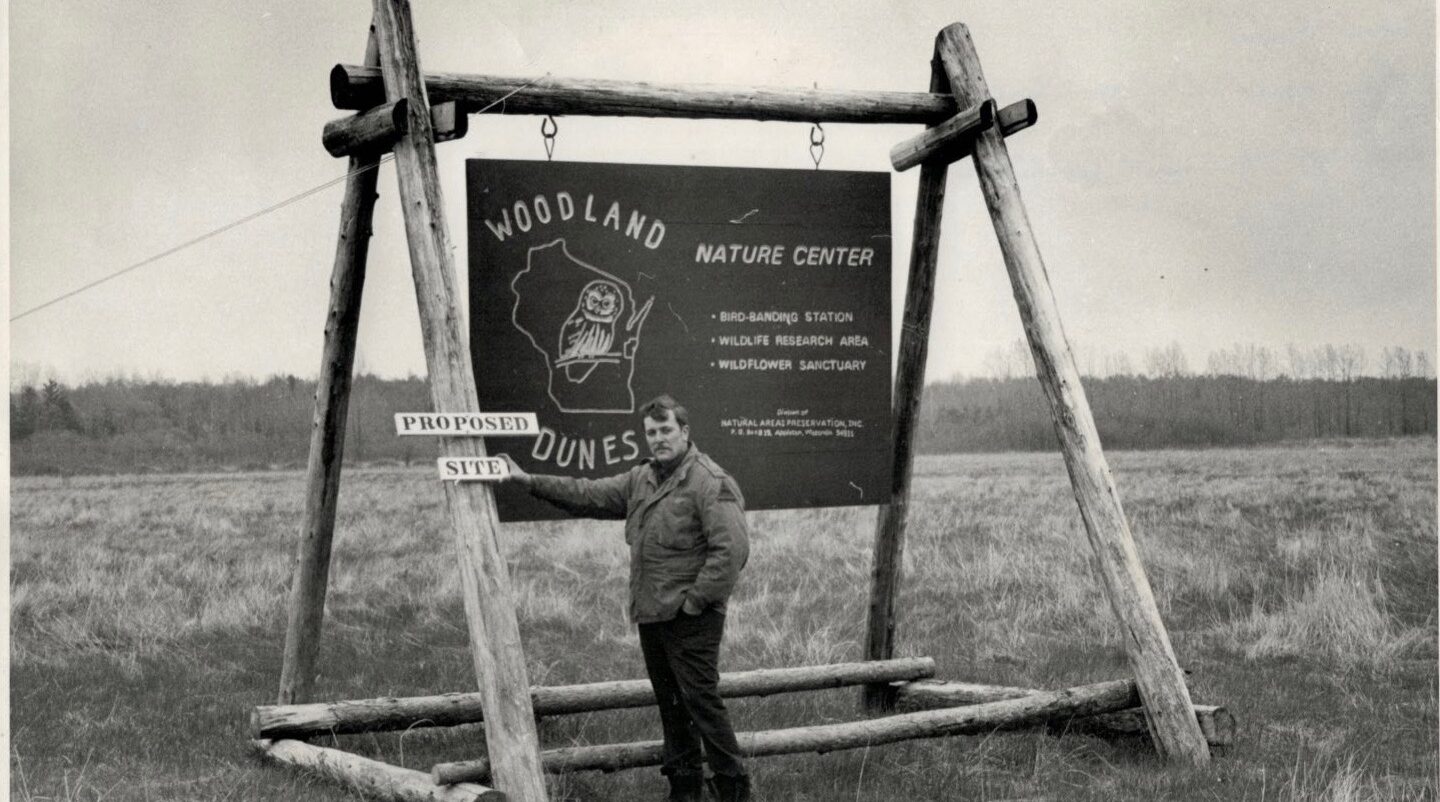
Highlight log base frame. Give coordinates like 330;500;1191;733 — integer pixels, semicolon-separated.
268;9;1218;800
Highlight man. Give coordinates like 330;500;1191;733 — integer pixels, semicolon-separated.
500;395;752;802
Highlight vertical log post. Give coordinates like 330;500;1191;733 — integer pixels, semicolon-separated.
863;55;952;713
934;23;1211;765
371;0;549;799
278;25;383;706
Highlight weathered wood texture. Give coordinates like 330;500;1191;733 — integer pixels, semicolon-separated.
331;64;960;124
254;658;935;739
256;739;502;801
323;98;407;157
371;1;547;799
894;680;1235;747
890;99;1036;171
322;100;469;158
863;59;952;714
428;101;468;143
996;100;1037;135
888;98;994;172
433;679;1140;784
278;26;382;707
935;22;1211;766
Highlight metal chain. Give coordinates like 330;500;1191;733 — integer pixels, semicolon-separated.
809;123;825;169
541;115;558;161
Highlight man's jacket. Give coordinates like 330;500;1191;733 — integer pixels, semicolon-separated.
526;444;749;624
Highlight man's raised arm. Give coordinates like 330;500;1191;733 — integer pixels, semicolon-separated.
498;453;630;520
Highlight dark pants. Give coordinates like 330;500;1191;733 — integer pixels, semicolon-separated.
638;608;747;779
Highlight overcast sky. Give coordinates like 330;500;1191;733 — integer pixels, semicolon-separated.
8;1;1435;383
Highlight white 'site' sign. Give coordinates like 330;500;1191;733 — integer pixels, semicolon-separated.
395;412;539;436
437;457;511;482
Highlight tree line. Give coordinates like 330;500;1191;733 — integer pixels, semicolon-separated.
10;343;1435;474
10;374;431;475
919;374;1433;453
935;341;1435;451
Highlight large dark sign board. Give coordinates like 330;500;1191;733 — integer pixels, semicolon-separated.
468;159;891;521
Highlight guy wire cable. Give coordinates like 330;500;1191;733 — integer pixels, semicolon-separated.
11;72;553;323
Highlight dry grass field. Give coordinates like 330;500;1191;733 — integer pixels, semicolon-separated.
10;439;1437;800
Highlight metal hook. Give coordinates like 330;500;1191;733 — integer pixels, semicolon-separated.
541;115;558;161
809;123;825;169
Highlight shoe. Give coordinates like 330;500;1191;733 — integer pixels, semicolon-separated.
707;773;752;802
667;774;705;802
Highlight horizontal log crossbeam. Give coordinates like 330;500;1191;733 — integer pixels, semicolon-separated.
890;98;1037;171
255;739;501;801
323;99;468;158
433;678;1141;784
888;98;993;171
252;657;936;740
894;680;1235;747
325;67;1039;168
332;64;961;124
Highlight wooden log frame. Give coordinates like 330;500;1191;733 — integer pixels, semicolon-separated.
894;680;1236;747
935;22;1212;765
255;739;502;801
889;98;1037;172
253;657;936;740
322;100;468;158
889;98;994;172
276;13;1223;796
277;25;383;708
862;56;953;714
428;102;467;146
433;679;1141;784
331;64;961;124
370;0;547;799
322;97;406;157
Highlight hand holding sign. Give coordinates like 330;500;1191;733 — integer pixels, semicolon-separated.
495;453;531;485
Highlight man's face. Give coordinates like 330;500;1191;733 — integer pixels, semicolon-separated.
644;410;690;465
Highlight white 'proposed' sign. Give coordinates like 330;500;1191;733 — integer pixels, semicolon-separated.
395;412;539;436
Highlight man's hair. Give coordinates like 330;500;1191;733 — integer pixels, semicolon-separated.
640;394;689;427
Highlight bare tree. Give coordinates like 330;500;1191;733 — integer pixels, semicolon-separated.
1304;345;1342;435
1390;347;1414;378
1336;345;1365;380
1247;345;1276;430
1418;350;1434;431
1334;345;1365;436
1383;346;1415;434
10;361;50;393
350;349;370;462
1252;345;1276;381
1285;343;1311;379
1145;341;1190;378
1317;344;1340;381
1205;349;1231;377
982;345;1014;380
1008;338;1032;379
1103;351;1133;378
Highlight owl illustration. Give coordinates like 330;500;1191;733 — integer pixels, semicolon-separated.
557;279;625;382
